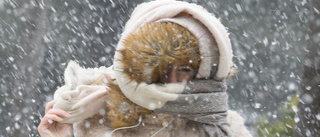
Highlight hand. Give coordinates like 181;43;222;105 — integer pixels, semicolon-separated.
38;100;73;137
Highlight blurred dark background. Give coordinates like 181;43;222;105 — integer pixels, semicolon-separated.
1;0;318;136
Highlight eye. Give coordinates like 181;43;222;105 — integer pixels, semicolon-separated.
179;68;191;72
178;65;194;73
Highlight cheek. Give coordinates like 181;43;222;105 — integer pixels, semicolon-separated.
177;72;195;82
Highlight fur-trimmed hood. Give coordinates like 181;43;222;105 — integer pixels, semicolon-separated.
113;0;233;110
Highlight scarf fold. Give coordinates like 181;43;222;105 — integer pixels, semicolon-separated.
155;80;233;137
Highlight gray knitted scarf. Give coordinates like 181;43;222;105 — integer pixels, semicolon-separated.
155;80;233;137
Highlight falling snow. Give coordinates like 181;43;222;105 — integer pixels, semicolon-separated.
0;0;318;137
85;121;91;128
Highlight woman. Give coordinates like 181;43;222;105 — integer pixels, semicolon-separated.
38;0;252;136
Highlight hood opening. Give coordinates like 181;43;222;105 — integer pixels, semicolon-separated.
118;22;201;84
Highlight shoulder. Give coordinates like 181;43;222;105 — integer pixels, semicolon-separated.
227;110;245;124
227;110;253;137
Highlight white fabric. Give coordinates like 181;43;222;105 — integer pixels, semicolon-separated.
53;85;108;123
52;61;115;123
113;0;233;110
117;74;185;110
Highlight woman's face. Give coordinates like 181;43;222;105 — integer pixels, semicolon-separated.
161;63;197;83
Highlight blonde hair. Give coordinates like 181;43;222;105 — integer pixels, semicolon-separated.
119;22;201;84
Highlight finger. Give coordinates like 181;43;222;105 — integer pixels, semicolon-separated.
45;100;57;114
45;114;63;122
39;114;63;128
47;108;71;118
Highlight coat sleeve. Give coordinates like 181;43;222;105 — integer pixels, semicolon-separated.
227;110;253;137
52;61;114;124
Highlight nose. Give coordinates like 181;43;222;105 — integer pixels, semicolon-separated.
167;68;178;83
